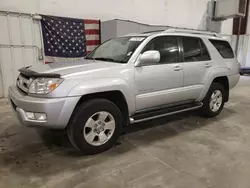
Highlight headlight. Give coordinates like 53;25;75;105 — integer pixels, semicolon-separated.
28;78;64;94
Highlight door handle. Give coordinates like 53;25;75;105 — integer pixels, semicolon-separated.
173;65;182;71
205;63;212;68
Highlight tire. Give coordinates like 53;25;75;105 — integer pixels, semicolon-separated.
201;82;225;117
240;72;244;75
67;99;122;155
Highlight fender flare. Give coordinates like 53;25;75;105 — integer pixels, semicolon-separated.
68;78;135;114
198;67;229;101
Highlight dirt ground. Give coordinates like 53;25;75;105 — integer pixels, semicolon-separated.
0;76;250;188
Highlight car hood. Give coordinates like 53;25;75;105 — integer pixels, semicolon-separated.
28;59;124;77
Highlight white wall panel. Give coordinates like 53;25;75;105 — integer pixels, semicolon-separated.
237;35;250;67
9;15;22;45
227;35;250;67
244;37;250;67
23;17;33;45
0;49;4;97
0;14;9;45
0;12;43;97
33;21;42;49
236;36;245;64
116;20;169;38
100;20;117;43
117;21;140;37
221;19;233;35
0;0;39;13
24;48;35;67
242;36;249;67
13;48;23;77
1;48;14;97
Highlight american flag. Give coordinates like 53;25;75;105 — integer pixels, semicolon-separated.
41;15;101;63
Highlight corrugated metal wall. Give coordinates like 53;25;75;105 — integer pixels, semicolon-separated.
0;11;44;98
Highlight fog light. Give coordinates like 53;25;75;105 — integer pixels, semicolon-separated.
34;113;47;121
26;112;35;120
26;112;47;121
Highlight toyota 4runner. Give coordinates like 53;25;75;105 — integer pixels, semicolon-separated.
9;29;240;154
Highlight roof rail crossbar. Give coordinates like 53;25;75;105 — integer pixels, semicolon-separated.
142;30;166;34
164;28;221;37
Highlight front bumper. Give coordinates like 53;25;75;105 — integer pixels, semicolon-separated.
8;86;80;129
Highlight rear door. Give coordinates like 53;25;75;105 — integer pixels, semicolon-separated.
180;36;213;100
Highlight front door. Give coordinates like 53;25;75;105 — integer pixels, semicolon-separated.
135;36;184;111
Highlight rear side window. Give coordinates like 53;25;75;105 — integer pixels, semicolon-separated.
209;39;234;59
182;37;211;62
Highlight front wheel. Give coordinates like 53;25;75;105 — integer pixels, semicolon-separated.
201;82;225;117
67;99;122;155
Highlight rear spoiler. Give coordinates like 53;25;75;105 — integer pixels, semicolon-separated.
19;67;61;78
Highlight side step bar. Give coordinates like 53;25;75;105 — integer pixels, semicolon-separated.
130;102;203;124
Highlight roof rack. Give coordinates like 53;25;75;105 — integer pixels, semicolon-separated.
164;28;221;37
142;30;166;34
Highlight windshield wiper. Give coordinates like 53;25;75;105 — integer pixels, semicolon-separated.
86;57;126;63
94;57;116;62
85;57;94;60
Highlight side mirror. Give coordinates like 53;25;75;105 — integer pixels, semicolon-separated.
135;50;160;67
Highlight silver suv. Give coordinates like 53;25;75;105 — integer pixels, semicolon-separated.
9;29;240;154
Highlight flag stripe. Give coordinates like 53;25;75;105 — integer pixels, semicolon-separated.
85;34;100;40
86;40;100;46
85;24;99;30
84;20;100;24
84;21;100;55
87;45;97;52
85;29;100;35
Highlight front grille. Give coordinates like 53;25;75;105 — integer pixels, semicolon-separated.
17;74;31;93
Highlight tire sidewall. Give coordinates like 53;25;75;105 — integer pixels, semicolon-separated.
202;83;225;117
68;99;122;154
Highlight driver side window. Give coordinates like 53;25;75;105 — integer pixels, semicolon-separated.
143;36;179;63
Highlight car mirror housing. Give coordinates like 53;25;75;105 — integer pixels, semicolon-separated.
135;50;160;67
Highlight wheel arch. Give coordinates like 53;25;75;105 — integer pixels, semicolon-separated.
198;72;230;102
212;76;229;102
70;90;130;127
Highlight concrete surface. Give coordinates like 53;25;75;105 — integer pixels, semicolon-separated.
0;76;250;188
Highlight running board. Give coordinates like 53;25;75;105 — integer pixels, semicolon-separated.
130;102;203;124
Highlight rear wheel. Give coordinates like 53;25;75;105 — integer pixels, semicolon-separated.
201;82;225;117
67;99;122;155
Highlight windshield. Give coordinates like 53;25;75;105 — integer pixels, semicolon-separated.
85;37;145;63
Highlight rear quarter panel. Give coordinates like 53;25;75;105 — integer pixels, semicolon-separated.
197;38;240;101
